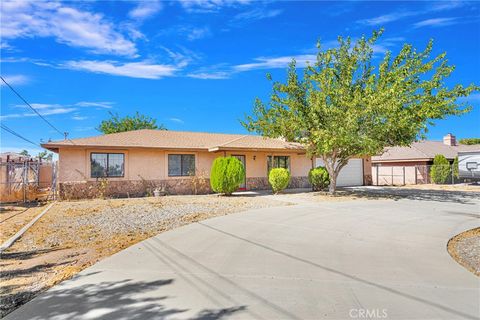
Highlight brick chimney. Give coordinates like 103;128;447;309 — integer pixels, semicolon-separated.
443;133;456;146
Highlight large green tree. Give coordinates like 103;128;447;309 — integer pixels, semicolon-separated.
459;138;480;145
243;30;478;193
97;111;165;134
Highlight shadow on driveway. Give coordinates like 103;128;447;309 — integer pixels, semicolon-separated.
5;271;246;320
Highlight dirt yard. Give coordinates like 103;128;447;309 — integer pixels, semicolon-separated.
0;194;291;317
448;227;480;276
0;204;48;244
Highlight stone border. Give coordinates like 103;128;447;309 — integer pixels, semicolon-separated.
447;227;480;276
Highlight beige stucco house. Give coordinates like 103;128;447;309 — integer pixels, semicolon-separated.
42;129;371;199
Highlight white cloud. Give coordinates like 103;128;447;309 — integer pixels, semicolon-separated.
188;36;407;80
357;1;466;26
1;104;77;120
72;115;88;121
233;8;283;21
62;60;178;79
179;0;251;12
233;54;316;72
413;17;458;28
169;117;185;124
129;0;162;20
1;100;117;120
1;1;137;56
1;74;30;86
358;11;417;26
458;93;480;104
187;71;230;79
186;27;211;41
75;101;114;109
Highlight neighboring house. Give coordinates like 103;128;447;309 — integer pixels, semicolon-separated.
372;134;480;166
0;151;54;203
371;133;480;184
0;152;33;163
42;129;372;199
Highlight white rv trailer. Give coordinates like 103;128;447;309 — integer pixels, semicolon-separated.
458;151;480;179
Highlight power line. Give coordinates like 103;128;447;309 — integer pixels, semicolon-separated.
1;124;42;148
1;75;67;138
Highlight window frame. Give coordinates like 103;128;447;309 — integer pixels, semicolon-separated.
168;154;196;177
466;162;478;170
90;152;125;178
267;155;290;173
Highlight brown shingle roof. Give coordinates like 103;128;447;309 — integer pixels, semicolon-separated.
372;141;480;162
42;129;305;152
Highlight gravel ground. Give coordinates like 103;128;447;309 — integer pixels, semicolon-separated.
0;194;291;317
447;227;480;276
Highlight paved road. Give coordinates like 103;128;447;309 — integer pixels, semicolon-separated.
7;191;480;320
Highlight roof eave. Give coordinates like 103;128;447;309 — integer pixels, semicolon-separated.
208;146;306;153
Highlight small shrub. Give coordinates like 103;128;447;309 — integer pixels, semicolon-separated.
269;168;290;194
308;166;330;191
97;177;109;199
210;157;245;195
430;154;451;184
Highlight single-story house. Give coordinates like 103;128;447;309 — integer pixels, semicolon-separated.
42;129;372;199
372;134;479;166
371;133;480;184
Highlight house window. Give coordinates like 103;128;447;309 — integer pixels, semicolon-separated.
91;153;124;178
267;155;290;172
466;162;478;170
168;154;195;176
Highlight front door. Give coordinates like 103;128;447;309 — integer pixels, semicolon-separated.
232;155;246;190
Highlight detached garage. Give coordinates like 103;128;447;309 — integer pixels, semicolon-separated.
315;158;372;187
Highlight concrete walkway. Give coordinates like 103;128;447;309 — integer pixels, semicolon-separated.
6;191;480;320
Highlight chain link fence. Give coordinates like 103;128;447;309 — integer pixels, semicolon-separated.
0;161;57;203
372;164;468;186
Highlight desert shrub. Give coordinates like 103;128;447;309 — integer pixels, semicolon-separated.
308;166;330;191
191;169;209;195
430;154;451;184
268;168;290;193
210;157;245;195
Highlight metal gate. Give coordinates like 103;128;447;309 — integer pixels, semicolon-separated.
0;161;57;203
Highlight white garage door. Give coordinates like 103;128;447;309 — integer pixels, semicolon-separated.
315;158;364;187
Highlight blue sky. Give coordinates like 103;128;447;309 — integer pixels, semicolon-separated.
1;0;479;156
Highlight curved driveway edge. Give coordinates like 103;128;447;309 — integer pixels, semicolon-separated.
6;195;479;320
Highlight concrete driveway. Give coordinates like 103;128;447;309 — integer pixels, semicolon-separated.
6;189;480;320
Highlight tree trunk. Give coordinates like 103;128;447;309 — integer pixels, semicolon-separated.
321;155;347;195
322;159;338;194
328;173;337;194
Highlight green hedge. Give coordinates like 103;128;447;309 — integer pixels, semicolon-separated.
268;168;290;193
210;157;245;195
430;154;451;184
308;166;330;191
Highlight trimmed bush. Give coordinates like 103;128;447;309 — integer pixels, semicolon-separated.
268;168;290;194
308;166;330;191
453;156;459;179
430;154;451;184
210;157;245;195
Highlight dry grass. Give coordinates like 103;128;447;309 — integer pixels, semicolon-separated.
0;204;47;243
0;194;290;317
